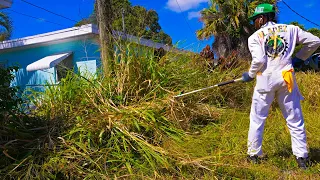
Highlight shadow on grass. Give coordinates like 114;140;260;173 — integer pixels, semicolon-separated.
190;115;218;126
271;146;320;168
274;147;320;163
309;148;320;164
0;113;66;169
273;146;292;158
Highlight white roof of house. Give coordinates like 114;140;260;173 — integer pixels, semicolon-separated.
0;23;181;53
113;31;174;52
0;24;98;51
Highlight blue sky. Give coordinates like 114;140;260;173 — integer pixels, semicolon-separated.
3;0;320;52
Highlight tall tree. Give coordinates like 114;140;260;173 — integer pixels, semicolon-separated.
0;12;12;41
96;0;114;76
77;0;172;45
113;6;172;45
197;0;277;58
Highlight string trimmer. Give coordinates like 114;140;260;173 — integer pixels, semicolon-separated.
173;77;243;98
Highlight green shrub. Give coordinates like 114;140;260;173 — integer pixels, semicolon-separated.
0;66;21;117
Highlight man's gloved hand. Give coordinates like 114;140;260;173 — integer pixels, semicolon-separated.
292;57;304;69
242;72;254;82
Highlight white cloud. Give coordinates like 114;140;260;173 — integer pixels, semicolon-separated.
37;18;46;23
305;3;314;8
188;11;201;20
166;0;209;13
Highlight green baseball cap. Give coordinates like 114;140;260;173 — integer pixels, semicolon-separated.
249;3;275;20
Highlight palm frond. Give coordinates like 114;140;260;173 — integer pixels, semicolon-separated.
0;12;12;41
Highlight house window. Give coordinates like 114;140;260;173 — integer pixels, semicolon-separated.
56;54;73;82
76;60;97;79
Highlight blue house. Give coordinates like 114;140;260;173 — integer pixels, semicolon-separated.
0;24;175;94
0;24;101;93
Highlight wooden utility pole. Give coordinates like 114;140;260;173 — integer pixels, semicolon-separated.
121;8;126;34
121;8;127;40
96;0;113;77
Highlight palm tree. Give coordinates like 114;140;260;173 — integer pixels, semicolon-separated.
197;0;277;58
0;12;12;41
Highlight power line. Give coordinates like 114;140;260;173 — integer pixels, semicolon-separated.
7;9;65;27
15;0;206;52
17;0;122;40
15;1;95;34
20;0;78;23
6;9;94;35
175;0;207;51
281;0;319;27
175;0;195;35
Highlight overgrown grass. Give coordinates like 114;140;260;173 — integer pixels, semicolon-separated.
1;43;320;179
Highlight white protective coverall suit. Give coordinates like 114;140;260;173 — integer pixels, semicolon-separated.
247;21;320;158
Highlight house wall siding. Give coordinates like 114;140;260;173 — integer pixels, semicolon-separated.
0;37;100;92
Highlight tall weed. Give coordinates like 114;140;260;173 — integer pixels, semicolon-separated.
2;41;319;179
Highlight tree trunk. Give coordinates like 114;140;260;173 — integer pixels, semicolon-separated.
96;0;114;77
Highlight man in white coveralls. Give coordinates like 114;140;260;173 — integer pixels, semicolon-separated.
241;3;320;169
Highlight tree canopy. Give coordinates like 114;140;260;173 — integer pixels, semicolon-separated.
197;0;277;58
0;12;12;41
76;0;172;45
